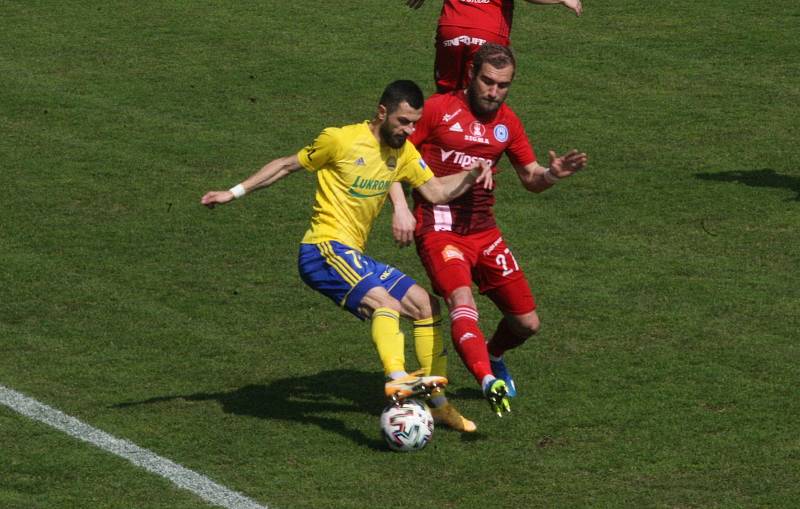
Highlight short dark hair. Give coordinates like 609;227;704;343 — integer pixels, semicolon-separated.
379;80;424;114
472;43;516;77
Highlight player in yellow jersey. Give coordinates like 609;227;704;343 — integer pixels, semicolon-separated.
201;80;492;432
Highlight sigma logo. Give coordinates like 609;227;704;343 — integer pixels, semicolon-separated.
440;149;493;169
465;121;489;144
469;122;485;137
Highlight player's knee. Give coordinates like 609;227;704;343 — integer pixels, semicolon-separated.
445;286;475;310
416;291;441;321
524;319;540;338
511;312;540;338
362;299;401;319
402;285;439;321
362;286;403;314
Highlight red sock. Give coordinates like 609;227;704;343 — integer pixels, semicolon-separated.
450;306;492;384
487;317;529;358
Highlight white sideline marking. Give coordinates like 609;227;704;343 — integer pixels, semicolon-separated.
0;385;268;509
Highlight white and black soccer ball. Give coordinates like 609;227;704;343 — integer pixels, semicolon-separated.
380;398;434;452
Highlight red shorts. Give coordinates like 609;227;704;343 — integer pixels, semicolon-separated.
416;228;536;315
434;26;509;93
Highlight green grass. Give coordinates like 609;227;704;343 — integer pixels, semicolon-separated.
2;1;799;508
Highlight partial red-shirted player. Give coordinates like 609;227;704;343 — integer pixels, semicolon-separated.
389;43;587;417
405;0;583;93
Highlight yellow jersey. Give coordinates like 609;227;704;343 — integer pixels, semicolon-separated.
297;121;433;251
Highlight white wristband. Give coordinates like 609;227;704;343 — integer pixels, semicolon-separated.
229;183;246;199
543;169;560;185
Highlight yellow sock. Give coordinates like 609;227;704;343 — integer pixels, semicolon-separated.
372;307;404;376
413;315;447;377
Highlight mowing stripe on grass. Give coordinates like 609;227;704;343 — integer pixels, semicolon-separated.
0;384;268;509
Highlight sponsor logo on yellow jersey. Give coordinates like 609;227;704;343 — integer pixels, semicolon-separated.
348;176;392;198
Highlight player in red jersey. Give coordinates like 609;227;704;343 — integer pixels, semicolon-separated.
405;0;582;92
389;43;587;416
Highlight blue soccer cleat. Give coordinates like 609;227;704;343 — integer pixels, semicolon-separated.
490;357;517;398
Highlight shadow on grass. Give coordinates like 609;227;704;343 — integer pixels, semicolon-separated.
113;369;389;450
447;386;483;401
695;168;800;200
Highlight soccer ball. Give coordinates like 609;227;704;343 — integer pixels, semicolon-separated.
380;399;434;452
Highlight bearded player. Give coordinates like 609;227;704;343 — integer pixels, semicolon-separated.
405;0;582;93
202;80;493;431
389;44;587;416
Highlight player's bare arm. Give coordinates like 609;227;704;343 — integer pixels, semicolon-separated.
200;154;303;208
389;182;416;248
524;0;583;16
514;149;588;193
416;160;493;205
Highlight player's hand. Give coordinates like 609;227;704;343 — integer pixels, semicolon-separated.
548;149;588;179
200;190;235;209
406;0;426;9
470;159;494;190
562;0;582;16
392;206;416;248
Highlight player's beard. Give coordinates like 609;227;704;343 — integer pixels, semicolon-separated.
379;121;407;149
467;83;502;117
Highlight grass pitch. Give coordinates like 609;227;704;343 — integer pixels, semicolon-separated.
2;1;799;508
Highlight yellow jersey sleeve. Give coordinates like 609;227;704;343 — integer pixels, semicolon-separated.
396;142;434;189
297;127;342;172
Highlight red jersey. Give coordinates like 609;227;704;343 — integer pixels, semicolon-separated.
439;0;516;39
409;91;536;235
